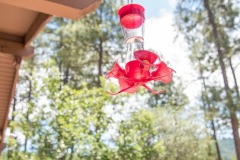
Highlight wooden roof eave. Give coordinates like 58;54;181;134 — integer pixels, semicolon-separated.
0;13;52;58
0;0;102;20
0;0;102;58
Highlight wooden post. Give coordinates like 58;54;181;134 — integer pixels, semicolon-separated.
0;142;6;154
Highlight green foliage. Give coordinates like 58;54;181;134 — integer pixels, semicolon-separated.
8;68;213;159
5;0;221;160
42;0;124;88
147;79;188;109
115;110;165;160
175;0;240;159
152;108;213;160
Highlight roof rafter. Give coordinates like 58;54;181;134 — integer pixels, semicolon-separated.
24;13;52;47
0;32;24;43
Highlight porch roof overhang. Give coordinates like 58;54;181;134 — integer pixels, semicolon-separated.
0;0;101;153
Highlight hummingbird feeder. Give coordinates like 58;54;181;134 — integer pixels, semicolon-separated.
106;1;175;95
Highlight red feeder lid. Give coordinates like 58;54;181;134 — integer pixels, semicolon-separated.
118;4;145;29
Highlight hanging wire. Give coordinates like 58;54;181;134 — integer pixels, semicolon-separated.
128;0;133;4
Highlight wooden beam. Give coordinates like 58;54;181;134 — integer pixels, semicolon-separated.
19;47;35;60
0;142;6;154
0;0;101;20
48;0;101;9
74;0;102;19
0;32;24;43
0;38;34;58
24;13;52;47
0;57;21;146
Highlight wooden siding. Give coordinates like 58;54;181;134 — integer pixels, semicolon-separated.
0;53;17;139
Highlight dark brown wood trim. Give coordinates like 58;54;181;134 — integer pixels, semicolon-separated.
75;0;102;20
49;0;101;10
24;13;52;47
0;39;34;58
0;32;24;43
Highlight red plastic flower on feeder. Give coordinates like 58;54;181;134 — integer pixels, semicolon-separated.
106;50;175;95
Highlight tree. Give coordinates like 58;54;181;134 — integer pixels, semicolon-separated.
6;0;224;159
175;0;240;158
190;40;223;159
44;0;124;88
8;55;45;159
115;109;165;160
152;107;213;160
8;1;126;158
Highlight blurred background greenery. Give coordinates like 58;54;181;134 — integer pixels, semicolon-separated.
1;0;239;159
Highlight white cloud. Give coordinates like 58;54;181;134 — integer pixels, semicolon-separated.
168;0;178;8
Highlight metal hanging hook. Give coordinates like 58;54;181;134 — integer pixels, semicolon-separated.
128;0;133;4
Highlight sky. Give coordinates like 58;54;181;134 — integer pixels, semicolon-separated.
134;0;177;18
134;0;176;18
130;0;201;106
132;0;239;139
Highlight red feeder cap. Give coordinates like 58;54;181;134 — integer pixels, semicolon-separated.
118;4;145;29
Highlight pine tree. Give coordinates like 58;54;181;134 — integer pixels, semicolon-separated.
175;0;240;158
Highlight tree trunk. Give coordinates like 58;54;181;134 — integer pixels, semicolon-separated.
24;138;28;153
11;93;17;122
69;143;74;160
230;111;240;156
7;92;17;158
63;64;69;85
211;120;222;160
97;38;103;87
97;7;103;87
201;73;222;160
94;115;101;160
24;67;33;153
228;57;239;98
203;0;240;159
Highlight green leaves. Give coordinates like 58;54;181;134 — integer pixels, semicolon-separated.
115;109;165;160
175;0;240;159
4;1;225;160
